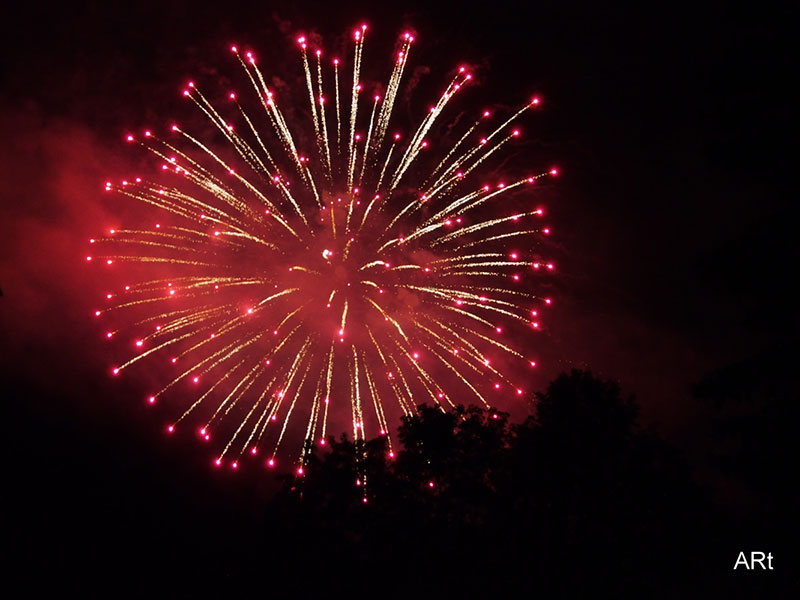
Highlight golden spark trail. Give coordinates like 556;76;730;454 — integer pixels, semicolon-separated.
315;51;333;179
357;94;380;187
334;58;342;156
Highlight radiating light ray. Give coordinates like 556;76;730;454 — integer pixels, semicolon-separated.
333;58;342;155
357;94;380;187
315;50;333;179
370;32;412;157
346;26;366;192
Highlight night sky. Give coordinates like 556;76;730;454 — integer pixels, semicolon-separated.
2;0;793;592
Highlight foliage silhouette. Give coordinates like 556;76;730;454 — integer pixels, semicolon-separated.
261;370;713;596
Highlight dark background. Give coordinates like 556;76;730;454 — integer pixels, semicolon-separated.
1;0;794;594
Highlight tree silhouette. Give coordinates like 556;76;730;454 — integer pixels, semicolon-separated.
260;370;716;597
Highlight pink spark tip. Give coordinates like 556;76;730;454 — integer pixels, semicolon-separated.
126;135;134;142
231;45;238;52
112;368;119;375
167;425;174;433
530;360;537;367
148;396;155;404
214;458;222;467
267;459;275;467
550;168;558;176
297;467;304;475
531;97;540;105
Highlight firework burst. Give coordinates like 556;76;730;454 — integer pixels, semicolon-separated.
88;24;558;471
